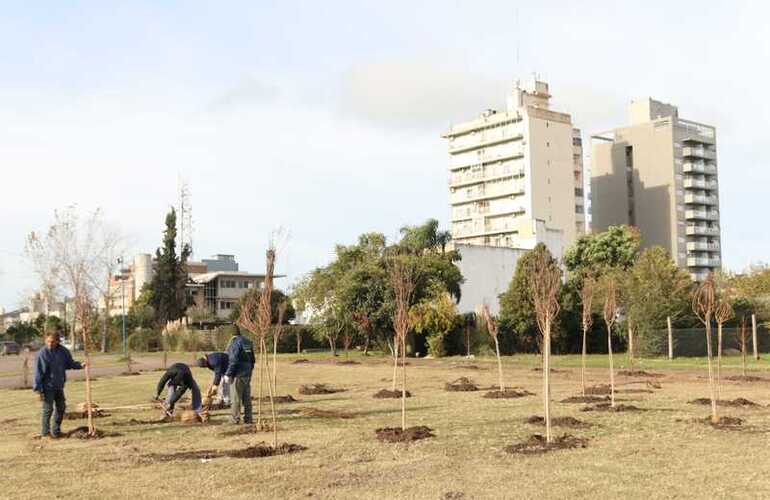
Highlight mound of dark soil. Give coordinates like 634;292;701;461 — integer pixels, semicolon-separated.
688;398;760;408
65;426;121;439
335;360;361;366
585;384;653;395
531;368;569;373
298;384;345;395
147;443;306;461
373;389;412;399
525;416;592;429
725;375;767;382
445;377;479;392
561;395;611;404
375;426;434;443
113;418;170;426
63;410;110;420
220;423;276;436
581;403;644;412
483;389;534;399
504;434;589;455
704;416;744;428
453;364;483;370
121;371;141;376
292;359;311;364
617;370;664;378
254;395;299;404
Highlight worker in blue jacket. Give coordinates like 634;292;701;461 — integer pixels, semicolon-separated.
225;325;255;424
196;352;230;405
33;331;87;438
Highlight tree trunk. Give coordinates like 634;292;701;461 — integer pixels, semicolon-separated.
543;318;552;444
608;324;615;408
272;335;279;396
126;351;133;374
752;314;758;360
262;338;278;448
401;335;407;431
391;340;399;392
705;319;719;424
627;324;635;370
494;337;504;392
256;342;263;426
22;352;30;388
328;335;337;357
581;325;587;397
465;325;471;357
296;329;302;354
717;322;723;401
363;329;370;356
667;316;674;360
741;320;747;377
101;311;108;353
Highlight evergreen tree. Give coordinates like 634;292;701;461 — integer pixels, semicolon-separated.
149;208;190;328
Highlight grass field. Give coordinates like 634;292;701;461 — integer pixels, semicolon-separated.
3;352;770;499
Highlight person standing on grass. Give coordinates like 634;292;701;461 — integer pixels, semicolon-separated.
153;362;203;419
196;352;230;405
224;324;255;424
33;331;88;439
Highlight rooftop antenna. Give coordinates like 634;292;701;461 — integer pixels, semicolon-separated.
178;175;194;258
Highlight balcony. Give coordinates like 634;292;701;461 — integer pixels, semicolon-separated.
449;166;525;188
683;178;718;190
683;162;717;175
449;131;524;154
687;256;720;268
682;146;716;160
686;225;720;236
684;193;718;205
687;241;720;252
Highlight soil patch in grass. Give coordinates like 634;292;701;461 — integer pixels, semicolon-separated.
147;442;306;461
585;384;654;395
373;389;412;399
617;370;664;378
121;372;141;376
504;434;588;455
445;377;479;392
298;384;345;395
375;426;434;443
525;416;592;429
725;375;767;382
219;423;276;436
335;360;361;366
561;395;610;404
688;397;760;408
299;407;356;419
581;403;644;412
292;359;311;364
253;395;299;404
483;389;534;399
113;417;170;426
452;364;484;370
64;426;122;439
63;409;110;420
531;368;569;374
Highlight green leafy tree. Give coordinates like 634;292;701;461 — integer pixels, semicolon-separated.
564;225;640;279
409;290;458;357
149;208;190;328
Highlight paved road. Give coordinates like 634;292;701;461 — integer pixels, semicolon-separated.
0;352;198;389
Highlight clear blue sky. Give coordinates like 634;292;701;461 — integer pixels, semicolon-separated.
1;1;768;309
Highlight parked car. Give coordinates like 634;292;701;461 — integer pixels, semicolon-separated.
0;341;21;355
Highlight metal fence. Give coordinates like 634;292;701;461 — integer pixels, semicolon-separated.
651;326;769;358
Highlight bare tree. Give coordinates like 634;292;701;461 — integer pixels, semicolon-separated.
693;274;719;424
388;255;417;431
271;302;287;396
87;223;127;353
603;278;618;408
477;304;504;392
352;312;373;356
580;276;595;397
714;290;734;401
530;250;561;444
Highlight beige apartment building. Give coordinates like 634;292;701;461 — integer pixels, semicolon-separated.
443;78;585;259
591;98;722;281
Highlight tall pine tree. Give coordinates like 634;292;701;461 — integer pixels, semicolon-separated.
150;208;190;328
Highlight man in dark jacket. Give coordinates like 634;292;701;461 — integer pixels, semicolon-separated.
153;362;202;418
225;325;255;424
33;331;87;438
196;352;230;405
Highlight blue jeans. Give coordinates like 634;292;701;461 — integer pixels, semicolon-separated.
165;380;202;413
41;388;66;437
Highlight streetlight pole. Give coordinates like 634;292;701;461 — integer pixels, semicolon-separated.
117;257;127;356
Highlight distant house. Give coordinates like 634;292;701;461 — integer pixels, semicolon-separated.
188;271;282;320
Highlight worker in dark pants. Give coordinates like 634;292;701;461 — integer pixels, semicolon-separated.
33;331;87;438
225;325;255;424
196;352;230;405
153;362;202;418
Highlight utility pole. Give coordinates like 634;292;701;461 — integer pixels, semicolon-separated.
117;258;127;356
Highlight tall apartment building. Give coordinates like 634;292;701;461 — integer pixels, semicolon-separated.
591;98;721;281
443;78;585;259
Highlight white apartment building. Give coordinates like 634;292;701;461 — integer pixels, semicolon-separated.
443;78;585;258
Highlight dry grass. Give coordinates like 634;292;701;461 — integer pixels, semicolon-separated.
3;353;770;499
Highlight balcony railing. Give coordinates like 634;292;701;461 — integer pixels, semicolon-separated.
449;131;524;154
687;241;720;252
682;146;716;160
683;178;718;190
686;225;720;236
687;256;721;268
683;162;717;175
684;194;718;205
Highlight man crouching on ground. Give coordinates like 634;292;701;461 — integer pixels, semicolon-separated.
153;362;203;420
225;325;255;424
33;331;88;439
196;352;230;406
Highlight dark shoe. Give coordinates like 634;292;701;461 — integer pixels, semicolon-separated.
50;432;62;439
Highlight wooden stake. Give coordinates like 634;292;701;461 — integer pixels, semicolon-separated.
752;314;758;360
667;316;673;360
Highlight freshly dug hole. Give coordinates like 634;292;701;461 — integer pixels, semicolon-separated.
581;403;644;412
617;370;664;378
292;359;311;364
335;360;361;366
299;407;356;419
725;375;767;382
445;377;479;392
585;384;653;395
146;442;306;461
64;426;122;439
373;389;412;399
525;416;592;429
375;426;434;443
504;434;588;455
561;395;610;404
254;395;299;404
484;389;534;399
298;384;345;395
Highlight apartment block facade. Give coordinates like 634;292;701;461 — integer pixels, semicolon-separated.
591;98;722;281
443;78;584;259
